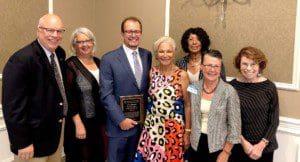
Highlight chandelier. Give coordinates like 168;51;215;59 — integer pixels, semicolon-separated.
182;0;250;28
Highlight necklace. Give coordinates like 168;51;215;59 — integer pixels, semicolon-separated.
159;64;175;76
202;81;218;94
202;85;217;94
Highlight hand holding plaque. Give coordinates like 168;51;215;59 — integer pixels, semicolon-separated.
120;95;145;123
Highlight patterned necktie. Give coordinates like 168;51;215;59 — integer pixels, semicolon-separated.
50;53;68;116
132;51;142;88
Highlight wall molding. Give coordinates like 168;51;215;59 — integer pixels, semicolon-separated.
278;116;300;136
226;77;299;91
164;0;170;36
1;157;13;162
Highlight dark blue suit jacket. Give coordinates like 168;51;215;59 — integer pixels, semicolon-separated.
100;45;152;137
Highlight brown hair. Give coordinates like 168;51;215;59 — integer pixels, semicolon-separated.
121;16;142;33
234;46;268;72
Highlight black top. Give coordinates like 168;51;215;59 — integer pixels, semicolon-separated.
230;79;279;153
65;56;105;123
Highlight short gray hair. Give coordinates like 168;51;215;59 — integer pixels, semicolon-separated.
153;36;176;54
70;27;97;54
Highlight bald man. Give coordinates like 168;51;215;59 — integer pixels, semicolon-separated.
2;14;67;162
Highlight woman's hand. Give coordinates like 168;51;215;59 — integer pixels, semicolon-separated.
217;150;230;162
75;121;86;139
248;141;266;160
240;135;254;154
73;114;86;139
183;132;191;151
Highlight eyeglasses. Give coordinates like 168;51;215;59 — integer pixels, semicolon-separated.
124;30;142;35
39;26;66;35
188;38;200;43
240;62;258;69
202;64;221;70
75;39;93;45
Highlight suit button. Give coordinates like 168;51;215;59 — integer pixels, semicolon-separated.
58;119;63;123
59;102;63;106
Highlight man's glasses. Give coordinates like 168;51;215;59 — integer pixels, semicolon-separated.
39;26;66;35
124;30;142;35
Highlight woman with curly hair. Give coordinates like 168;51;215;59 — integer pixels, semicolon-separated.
176;27;226;83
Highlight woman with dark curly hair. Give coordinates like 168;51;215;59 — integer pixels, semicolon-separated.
176;27;226;83
230;46;279;162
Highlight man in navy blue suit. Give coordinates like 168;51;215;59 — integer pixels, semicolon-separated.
100;17;152;162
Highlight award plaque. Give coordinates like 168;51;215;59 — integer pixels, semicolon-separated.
120;94;145;123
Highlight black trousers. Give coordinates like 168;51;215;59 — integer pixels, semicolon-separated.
189;133;222;162
230;144;274;162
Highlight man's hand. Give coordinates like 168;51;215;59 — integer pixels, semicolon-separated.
18;144;34;160
119;118;138;130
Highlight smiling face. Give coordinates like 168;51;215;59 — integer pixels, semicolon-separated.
121;20;142;50
240;56;260;82
187;34;201;54
157;42;175;66
201;55;221;83
74;33;94;56
37;14;64;52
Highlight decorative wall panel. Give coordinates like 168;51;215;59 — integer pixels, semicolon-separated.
0;0;48;71
170;0;297;83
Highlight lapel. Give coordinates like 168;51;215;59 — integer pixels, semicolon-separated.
116;46;139;89
71;56;100;90
208;79;225;121
33;40;66;93
33;40;57;85
195;80;203;120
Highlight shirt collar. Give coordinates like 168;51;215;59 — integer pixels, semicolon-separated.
37;39;54;61
122;44;139;55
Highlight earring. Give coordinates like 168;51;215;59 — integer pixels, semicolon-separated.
257;72;262;77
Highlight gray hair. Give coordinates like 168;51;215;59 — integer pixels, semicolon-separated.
70;27;97;54
153;36;176;54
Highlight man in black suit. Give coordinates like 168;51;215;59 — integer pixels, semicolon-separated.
2;14;67;162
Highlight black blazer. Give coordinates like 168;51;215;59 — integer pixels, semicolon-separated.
2;40;67;157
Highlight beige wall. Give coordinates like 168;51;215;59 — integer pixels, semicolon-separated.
0;0;48;71
170;0;296;83
95;0;165;57
170;0;300;118
55;0;165;59
54;0;98;57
